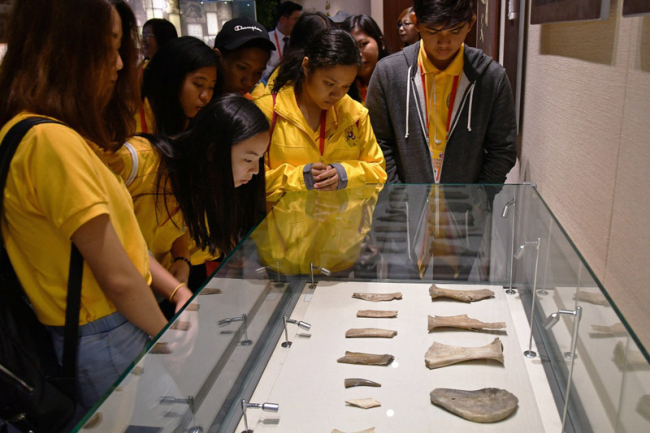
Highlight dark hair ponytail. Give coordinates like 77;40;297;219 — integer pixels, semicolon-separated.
147;94;269;256
272;28;361;94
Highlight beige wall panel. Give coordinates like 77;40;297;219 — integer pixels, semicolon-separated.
604;16;650;348
521;2;631;278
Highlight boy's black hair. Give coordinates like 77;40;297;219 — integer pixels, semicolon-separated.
413;0;475;30
273;1;303;27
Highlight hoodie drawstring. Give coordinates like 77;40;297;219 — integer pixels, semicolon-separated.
466;83;475;132
405;65;412;139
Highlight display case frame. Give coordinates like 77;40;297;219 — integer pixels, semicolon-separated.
72;184;650;433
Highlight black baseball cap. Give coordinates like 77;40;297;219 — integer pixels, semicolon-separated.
214;16;276;51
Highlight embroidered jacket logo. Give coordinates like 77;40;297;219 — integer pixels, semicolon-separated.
234;25;262;32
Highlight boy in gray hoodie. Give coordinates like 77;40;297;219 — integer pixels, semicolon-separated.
366;0;516;184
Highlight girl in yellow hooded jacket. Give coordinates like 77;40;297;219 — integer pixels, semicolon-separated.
255;29;387;202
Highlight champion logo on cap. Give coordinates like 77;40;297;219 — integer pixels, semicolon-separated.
234;25;263;32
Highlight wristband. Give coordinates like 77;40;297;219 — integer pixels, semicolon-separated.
173;256;191;267
169;283;186;302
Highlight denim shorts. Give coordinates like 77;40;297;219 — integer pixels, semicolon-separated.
47;311;149;409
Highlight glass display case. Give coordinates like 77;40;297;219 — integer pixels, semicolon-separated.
72;184;650;433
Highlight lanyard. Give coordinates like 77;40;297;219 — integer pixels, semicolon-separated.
274;31;283;61
319;109;326;156
139;104;148;133
418;62;460;137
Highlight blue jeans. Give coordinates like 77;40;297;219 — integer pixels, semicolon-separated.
47;312;149;409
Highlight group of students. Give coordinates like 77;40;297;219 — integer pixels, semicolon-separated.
0;0;516;426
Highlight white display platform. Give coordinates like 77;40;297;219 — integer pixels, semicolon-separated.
238;281;561;432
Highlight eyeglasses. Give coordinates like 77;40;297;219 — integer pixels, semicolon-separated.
397;22;413;29
142;33;155;40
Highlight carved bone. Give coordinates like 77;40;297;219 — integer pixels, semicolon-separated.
574;291;609;306
425;338;504;369
337;351;394;366
332;429;375;433
346;328;397;338
429;284;494;302
344;378;381;388
346;398;381;409
428;314;506;332
353;292;402;302
429;388;518;423
357;310;398;318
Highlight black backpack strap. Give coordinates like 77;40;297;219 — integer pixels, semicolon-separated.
0;117;83;384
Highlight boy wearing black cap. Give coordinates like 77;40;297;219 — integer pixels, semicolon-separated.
214;16;276;97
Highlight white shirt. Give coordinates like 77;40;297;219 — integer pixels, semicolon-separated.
262;28;289;81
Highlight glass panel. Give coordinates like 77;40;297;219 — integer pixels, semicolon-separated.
72;184;650;433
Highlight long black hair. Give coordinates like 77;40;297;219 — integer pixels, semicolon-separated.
146;94;269;256
141;36;218;136
273;28;361;95
340;14;389;103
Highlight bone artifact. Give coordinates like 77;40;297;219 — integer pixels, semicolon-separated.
574;291;609;306
428;314;506;332
170;320;192;331
337;351;394;366
332;429;375;433
637;395;650;422
591;323;626;334
185;303;200;311
344;378;381;388
199;288;222;295
353;292;402;302
429;284;494;302
430;388;518;423
613;341;649;369
346;328;397;338
357;310;398;318
346;398;381;409
425;338;504;369
150;342;172;354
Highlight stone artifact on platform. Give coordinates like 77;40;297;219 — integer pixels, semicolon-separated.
352;292;403;302
429;284;494;302
428;314;506;332
337;351;394;366
429;388;518;423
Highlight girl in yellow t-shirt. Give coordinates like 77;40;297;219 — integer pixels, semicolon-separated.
106;94;269;295
0;0;191;414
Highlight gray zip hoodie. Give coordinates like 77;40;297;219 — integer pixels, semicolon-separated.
366;42;517;184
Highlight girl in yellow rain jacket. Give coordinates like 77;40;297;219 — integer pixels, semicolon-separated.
255;29;387;202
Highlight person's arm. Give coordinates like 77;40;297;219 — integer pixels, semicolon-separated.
477;71;517;184
149;255;193;313
71;214;167;337
168;232;191;284
366;64;399;183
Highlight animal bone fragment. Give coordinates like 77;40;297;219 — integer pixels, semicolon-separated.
637;395;650;422
199;288;222;295
429;284;494;302
344;378;381;388
357;310;398;318
332;429;375;433
346;398;381;409
613;341;649;369
428;314;506;332
337;351;394;366
591;323;626;334
346;328;397;338
574;291;609;306
430;388;518;423
353;292;402;302
425;338;504;369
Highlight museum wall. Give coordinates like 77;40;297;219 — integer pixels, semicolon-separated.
520;0;650;347
296;0;371;17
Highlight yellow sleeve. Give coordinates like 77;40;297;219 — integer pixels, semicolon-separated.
256;94;311;202
337;113;387;188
